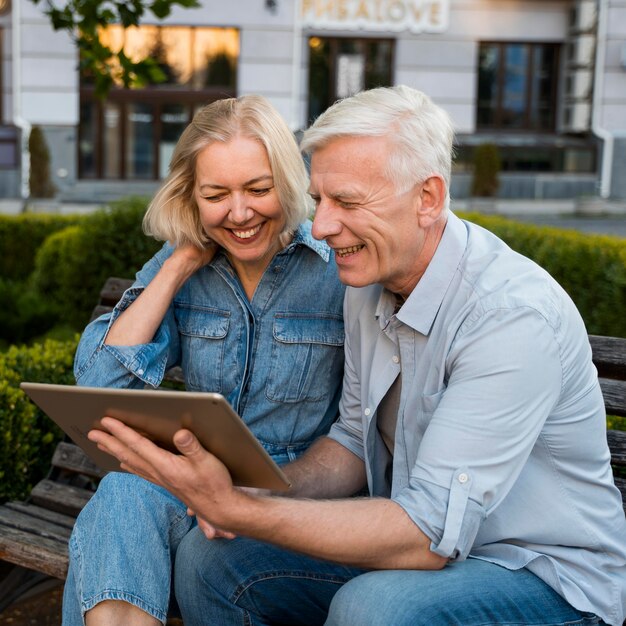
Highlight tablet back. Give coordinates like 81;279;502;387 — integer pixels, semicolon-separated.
20;382;290;491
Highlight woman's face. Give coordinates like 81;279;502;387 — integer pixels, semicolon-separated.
194;136;287;277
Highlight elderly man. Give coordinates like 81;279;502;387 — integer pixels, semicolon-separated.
91;85;626;626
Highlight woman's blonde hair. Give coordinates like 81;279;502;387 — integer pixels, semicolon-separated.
144;95;311;247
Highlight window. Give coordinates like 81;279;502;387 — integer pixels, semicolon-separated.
79;26;239;180
477;42;560;131
453;143;596;174
308;37;394;123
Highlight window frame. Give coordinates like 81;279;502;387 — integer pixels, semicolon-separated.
307;35;395;123
78;25;238;181
476;41;561;133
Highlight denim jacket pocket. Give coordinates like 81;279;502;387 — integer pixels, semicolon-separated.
176;305;231;392
266;313;344;404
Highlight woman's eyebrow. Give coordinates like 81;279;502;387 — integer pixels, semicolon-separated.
199;175;274;192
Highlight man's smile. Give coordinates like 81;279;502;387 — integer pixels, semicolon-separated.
335;244;365;258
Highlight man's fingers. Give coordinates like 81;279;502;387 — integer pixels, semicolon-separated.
88;417;168;478
172;429;204;457
196;515;236;541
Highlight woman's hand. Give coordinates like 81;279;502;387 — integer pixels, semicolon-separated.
168;241;218;277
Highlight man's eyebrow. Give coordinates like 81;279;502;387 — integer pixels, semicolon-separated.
199;175;273;191
307;189;360;201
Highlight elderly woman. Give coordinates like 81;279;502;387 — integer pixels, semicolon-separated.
62;95;345;626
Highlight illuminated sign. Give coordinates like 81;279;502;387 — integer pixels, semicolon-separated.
301;0;450;34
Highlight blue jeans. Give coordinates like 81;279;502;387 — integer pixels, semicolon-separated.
62;472;194;625
174;530;604;626
63;447;299;626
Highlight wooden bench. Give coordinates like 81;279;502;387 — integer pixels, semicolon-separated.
0;277;625;613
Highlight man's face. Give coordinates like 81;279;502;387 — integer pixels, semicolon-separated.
310;135;441;297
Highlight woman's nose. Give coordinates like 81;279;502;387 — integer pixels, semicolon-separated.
229;195;253;225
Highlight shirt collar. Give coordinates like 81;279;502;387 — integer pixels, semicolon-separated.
285;220;331;262
377;212;468;336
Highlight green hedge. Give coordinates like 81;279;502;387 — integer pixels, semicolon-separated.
32;197;162;329
0;278;59;346
0;337;78;502
0;213;82;281
459;212;626;338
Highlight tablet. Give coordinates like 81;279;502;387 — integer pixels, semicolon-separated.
20;382;291;491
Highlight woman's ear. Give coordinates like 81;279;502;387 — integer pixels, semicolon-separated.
416;175;446;228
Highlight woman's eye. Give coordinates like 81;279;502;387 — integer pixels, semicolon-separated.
202;194;226;203
249;187;272;196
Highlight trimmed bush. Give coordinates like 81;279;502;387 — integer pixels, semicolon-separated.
0;213;82;281
0;337;78;502
0;278;59;347
471;143;501;197
459;212;626;337
28;125;56;198
32;196;161;329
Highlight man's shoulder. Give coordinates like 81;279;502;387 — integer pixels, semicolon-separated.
345;284;383;307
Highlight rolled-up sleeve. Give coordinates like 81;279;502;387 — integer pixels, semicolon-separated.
74;245;181;389
393;305;563;560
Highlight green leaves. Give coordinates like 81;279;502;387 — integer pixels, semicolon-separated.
30;0;199;97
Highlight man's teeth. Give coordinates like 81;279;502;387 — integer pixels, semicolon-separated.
336;245;364;257
233;224;262;239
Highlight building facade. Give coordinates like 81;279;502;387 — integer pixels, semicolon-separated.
0;0;625;204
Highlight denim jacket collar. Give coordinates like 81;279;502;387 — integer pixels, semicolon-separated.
286;221;330;262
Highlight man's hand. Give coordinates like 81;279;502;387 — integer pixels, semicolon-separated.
88;417;242;534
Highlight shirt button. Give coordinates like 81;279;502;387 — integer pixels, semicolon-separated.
364;408;371;416
458;473;469;484
137;369;144;376
392;355;399;364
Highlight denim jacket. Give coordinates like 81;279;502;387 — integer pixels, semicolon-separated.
74;222;346;462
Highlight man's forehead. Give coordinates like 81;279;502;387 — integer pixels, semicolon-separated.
310;136;389;181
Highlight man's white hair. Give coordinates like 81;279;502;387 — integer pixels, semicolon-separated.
301;85;454;208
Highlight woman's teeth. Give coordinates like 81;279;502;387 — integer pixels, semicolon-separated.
336;245;364;257
233;224;262;239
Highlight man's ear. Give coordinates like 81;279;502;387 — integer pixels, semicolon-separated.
415;175;446;228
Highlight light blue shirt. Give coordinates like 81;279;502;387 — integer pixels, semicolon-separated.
329;212;626;625
75;221;346;462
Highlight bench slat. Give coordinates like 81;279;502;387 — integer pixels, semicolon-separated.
99;277;134;307
51;441;107;479
590;335;626;380
5;502;77;531
30;480;94;518
599;379;626;418
608;430;626;467
0;506;72;543
0;524;68;580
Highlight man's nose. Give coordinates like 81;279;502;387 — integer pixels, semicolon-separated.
311;201;341;241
